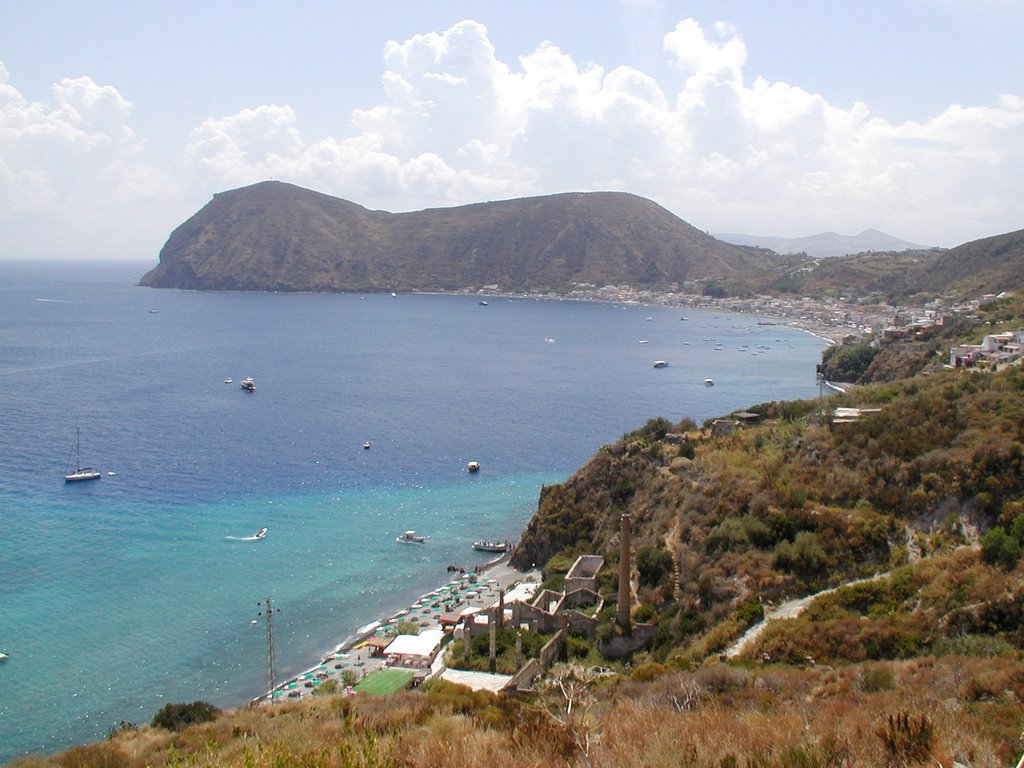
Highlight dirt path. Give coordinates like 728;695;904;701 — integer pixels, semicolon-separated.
723;572;885;659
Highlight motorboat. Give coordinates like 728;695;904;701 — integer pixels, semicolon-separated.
255;527;268;539
396;530;426;544
479;300;488;306
240;377;256;391
363;441;371;450
64;427;101;483
472;540;510;553
224;378;233;384
704;378;715;386
652;360;668;368
638;339;649;344
467;461;480;473
0;651;8;662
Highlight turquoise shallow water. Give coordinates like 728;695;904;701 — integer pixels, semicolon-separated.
0;261;826;760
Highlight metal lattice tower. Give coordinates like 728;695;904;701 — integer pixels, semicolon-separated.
257;598;279;694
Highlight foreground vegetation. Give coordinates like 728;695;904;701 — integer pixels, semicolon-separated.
11;655;1020;767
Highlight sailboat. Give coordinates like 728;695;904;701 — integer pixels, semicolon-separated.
64;427;101;483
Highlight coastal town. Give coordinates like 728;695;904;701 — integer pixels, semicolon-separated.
544;283;1017;347
488;283;1022;369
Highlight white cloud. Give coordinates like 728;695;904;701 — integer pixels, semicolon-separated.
181;17;1021;244
0;64;172;258
3;17;1022;258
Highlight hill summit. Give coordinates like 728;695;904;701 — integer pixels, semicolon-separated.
140;181;772;293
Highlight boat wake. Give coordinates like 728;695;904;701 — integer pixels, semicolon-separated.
226;527;268;542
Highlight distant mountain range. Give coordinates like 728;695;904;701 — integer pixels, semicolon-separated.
140;182;772;293
715;229;929;258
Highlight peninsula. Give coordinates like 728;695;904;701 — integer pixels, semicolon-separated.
139;181;772;293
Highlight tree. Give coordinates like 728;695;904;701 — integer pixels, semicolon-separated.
636;545;674;587
981;526;1020;569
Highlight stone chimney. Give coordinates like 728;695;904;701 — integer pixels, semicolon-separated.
616;514;632;635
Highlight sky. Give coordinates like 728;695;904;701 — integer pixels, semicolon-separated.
1;1;1022;261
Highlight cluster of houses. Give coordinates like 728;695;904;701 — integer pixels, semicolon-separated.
949;329;1024;369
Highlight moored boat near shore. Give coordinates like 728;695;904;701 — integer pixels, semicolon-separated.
472;540;510;553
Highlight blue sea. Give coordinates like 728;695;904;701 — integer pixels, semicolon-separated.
0;260;826;761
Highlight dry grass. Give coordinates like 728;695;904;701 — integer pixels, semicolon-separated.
10;656;1021;768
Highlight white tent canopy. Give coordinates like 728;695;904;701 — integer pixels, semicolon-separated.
384;628;444;660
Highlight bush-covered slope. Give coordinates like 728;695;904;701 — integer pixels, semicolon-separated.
513;366;1024;663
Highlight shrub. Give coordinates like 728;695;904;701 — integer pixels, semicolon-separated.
312;678;340;695
565;635;592;659
151;700;220;731
860;665;895;693
107;721;137;739
734;599;764;628
694;664;749;694
773;531;828;582
981;526;1020;569
876;711;934;767
633;603;657;624
631;662;667;682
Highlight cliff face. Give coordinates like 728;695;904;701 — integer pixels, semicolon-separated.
140;181;773;292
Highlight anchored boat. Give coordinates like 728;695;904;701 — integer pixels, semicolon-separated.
64;427;101;483
396;530;426;544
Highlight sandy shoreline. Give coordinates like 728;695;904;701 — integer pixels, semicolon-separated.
256;552;536;704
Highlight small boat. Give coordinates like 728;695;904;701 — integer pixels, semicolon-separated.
479;300;489;306
254;527;268;539
638;339;649;344
363;441;371;450
397;530;426;544
652;360;668;368
64;428;101;483
240;377;256;391
148;308;159;314
472;540;510;553
704;378;715;386
224;378;233;384
467;461;480;473
0;651;8;662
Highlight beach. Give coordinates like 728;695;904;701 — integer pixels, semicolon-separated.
260;555;540;703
